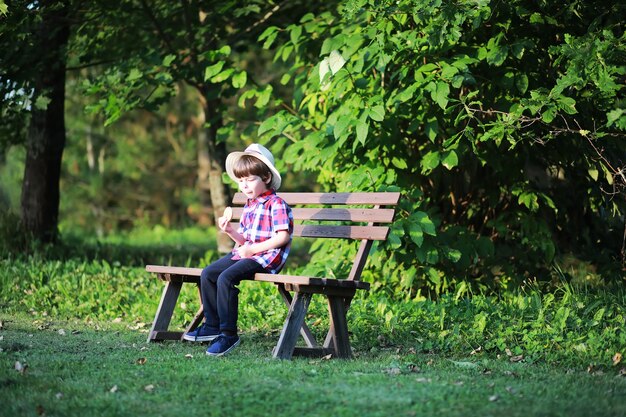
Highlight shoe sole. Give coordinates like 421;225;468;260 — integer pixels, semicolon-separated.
206;338;240;357
182;334;220;342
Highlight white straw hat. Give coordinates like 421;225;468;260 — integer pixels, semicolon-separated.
225;143;282;190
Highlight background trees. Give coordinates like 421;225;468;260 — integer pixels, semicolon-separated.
1;0;624;291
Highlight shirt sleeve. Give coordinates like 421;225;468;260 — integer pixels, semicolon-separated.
271;199;292;234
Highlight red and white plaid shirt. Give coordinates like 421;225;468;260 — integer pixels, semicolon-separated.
234;190;293;274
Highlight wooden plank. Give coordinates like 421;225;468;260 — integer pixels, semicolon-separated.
231;207;395;223
273;292;312;360
226;223;389;240
146;265;202;277
292;347;334;358
233;192;401;206
294;224;389;240
255;273;370;290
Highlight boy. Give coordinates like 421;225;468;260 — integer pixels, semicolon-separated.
183;143;293;356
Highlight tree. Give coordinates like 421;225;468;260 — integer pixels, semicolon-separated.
258;0;626;293
0;0;72;242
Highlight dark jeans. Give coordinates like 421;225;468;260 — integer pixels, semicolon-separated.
200;254;265;334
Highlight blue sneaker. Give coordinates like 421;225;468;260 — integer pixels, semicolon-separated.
183;323;220;342
206;334;240;356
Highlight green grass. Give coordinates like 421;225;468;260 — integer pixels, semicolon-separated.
1;313;625;417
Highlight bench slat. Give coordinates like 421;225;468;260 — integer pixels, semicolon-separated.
254;273;370;290
232;192;400;206
294;224;388;240
146;265;202;276
232;207;395;223
224;223;389;240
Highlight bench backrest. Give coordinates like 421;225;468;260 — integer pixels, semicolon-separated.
230;192;400;281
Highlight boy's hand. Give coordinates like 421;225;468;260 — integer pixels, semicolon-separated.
235;244;255;259
218;206;233;232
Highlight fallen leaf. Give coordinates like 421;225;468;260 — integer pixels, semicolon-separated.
184;354;193;359
505;348;513;357
612;352;622;366
449;360;479;369
322;354;333;360
109;385;118;393
384;367;402;375
57;329;66;336
470;346;482;355
144;384;155;392
618;368;626;377
505;386;517;395
55;392;63;400
0;320;4;330
415;377;432;383
489;395;499;402
136;357;147;365
14;361;27;374
112;318;123;323
407;363;420;373
510;355;524;363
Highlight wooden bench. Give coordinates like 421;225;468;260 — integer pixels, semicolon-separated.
145;191;400;359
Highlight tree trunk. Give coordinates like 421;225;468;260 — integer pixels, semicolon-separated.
197;95;232;253
20;2;70;243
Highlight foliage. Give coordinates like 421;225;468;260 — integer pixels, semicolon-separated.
253;0;626;293
0;228;624;366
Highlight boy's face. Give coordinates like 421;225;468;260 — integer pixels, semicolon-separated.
237;175;270;199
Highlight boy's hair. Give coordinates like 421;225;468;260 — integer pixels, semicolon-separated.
232;154;273;184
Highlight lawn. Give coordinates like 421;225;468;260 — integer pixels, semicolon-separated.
1;313;625;417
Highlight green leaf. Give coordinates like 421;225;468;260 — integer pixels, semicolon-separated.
290;25;302;45
391;157;407;169
413;211;436;236
254;85;273;108
369;105;385;121
408;223;424;247
232;71;247;88
445;248;462;263
162;55;176;66
515;74;529;94
541;106;557;123
394;83;418;103
34;95;51;110
421;151;440;173
204;61;225;81
356;120;369;145
557;96;577;115
333;116;351;139
126;68;143;82
441;150;458;169
210;68;234;83
432;81;449;109
425;118;438;142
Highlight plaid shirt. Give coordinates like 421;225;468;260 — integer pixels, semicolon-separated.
234;189;293;274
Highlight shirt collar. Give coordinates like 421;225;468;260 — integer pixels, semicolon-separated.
249;189;275;205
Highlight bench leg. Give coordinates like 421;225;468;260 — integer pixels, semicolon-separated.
277;284;318;348
147;280;183;342
326;295;352;358
273;291;312;360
